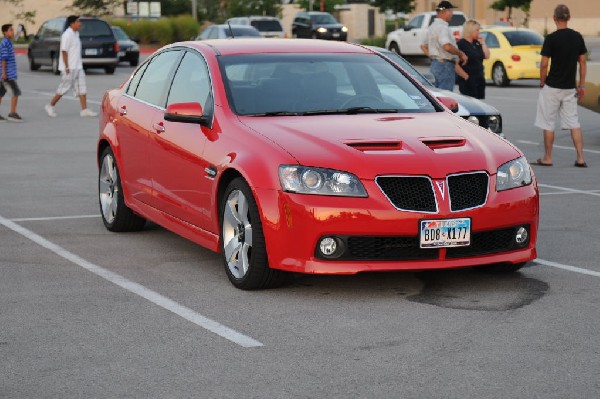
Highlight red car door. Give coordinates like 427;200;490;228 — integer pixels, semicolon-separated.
147;51;215;231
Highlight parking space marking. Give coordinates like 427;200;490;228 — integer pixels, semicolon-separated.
518;140;600;154
0;213;263;348
535;259;600;278
538;183;600;198
11;214;99;222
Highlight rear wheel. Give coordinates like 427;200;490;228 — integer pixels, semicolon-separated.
492;62;510;86
105;65;116;74
98;147;146;232
51;55;59;75
28;53;40;71
129;57;139;67
220;178;291;290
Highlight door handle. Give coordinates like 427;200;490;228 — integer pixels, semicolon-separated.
119;106;127;116
153;122;165;133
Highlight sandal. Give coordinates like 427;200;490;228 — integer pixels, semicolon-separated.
532;158;553;167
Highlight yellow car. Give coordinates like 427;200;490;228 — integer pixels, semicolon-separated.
481;27;544;86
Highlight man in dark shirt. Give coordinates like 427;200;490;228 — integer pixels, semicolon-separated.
534;4;587;167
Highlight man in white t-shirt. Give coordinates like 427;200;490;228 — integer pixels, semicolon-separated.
45;15;97;118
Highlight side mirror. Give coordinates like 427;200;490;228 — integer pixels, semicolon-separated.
164;102;208;125
404;26;412;31
437;96;459;113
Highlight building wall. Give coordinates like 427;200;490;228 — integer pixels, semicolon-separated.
411;0;600;36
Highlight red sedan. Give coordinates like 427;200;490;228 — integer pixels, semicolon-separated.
98;39;538;290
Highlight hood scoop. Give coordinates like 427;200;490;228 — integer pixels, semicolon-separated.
421;137;466;150
346;140;403;152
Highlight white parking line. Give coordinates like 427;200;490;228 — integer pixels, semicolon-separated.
538;183;600;198
0;213;263;348
11;214;99;222
535;259;600;278
518;140;600;154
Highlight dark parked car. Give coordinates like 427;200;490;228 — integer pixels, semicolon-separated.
112;26;139;67
292;11;348;40
28;16;119;75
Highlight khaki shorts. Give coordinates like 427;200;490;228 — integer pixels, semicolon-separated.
535;85;580;131
56;69;87;97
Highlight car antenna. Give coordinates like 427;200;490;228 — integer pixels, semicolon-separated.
227;21;235;38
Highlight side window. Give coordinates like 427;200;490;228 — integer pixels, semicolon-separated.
407;15;424;30
46;19;63;39
484;32;500;48
450;14;466;27
125;61;149;96
207;27;219;39
36;22;48;38
134;50;182;107
167;51;212;112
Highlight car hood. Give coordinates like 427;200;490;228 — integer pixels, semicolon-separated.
431;88;500;116
239;112;519;179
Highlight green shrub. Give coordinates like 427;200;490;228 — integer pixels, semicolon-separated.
109;16;200;45
170;15;200;42
360;36;386;48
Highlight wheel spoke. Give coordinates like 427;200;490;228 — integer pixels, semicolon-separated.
244;224;253;247
99;179;111;195
236;192;249;225
223;235;241;263
240;243;251;276
223;199;241;227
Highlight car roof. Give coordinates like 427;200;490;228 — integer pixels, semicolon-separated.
183;38;369;56
481;26;538;32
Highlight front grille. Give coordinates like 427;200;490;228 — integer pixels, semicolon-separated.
446;225;529;258
448;172;489;211
376;176;436;212
346;236;438;260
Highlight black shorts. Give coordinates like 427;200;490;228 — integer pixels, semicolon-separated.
0;80;21;97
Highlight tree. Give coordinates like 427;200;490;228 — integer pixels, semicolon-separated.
70;0;121;16
2;0;36;26
372;0;413;15
226;0;282;18
297;0;346;14
490;0;532;25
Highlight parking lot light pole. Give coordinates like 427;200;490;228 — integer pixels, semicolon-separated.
191;0;197;20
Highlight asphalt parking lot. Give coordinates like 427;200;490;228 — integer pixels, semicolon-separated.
1;50;599;398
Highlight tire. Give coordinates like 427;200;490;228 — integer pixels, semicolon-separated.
492;62;510;87
98;147;146;232
28;53;40;71
105;65;116;74
389;42;401;55
475;262;526;273
220;178;291;290
51;55;59;75
129;58;139;67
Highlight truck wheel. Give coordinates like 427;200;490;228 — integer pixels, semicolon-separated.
389;42;401;55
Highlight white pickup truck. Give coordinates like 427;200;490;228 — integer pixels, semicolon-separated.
385;11;466;56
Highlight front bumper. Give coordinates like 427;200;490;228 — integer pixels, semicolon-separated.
256;178;538;274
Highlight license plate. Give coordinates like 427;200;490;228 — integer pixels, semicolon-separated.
420;218;471;248
85;48;98;56
332;32;340;38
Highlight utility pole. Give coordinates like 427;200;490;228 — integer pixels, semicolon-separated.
191;0;197;21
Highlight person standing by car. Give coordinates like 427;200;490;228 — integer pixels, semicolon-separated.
420;1;467;91
454;20;489;99
534;4;587;168
0;23;22;122
45;15;97;118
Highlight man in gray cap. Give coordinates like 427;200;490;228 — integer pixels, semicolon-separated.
420;1;468;91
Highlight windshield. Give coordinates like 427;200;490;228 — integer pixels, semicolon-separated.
502;30;543;46
311;14;338;24
220;53;437;116
112;27;129;41
80;20;113;37
251;20;283;32
226;27;262;38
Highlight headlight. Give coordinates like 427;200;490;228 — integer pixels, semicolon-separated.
487;115;501;133
341;26;348;32
317;27;327;33
279;166;367;197
131;43;140;51
467;115;479;125
496;157;532;191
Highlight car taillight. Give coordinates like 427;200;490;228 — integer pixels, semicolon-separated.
511;54;521;61
114;42;120;53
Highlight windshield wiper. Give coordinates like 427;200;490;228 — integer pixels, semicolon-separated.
251;111;301;116
302;107;399;116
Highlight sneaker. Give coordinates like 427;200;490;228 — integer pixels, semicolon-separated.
7;112;23;122
45;104;57;118
80;108;98;117
0;114;5;122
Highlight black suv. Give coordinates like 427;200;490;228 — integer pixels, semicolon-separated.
292;11;347;41
28;17;119;74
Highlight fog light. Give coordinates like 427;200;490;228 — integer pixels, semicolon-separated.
515;227;528;246
467;115;479;125
318;236;345;259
